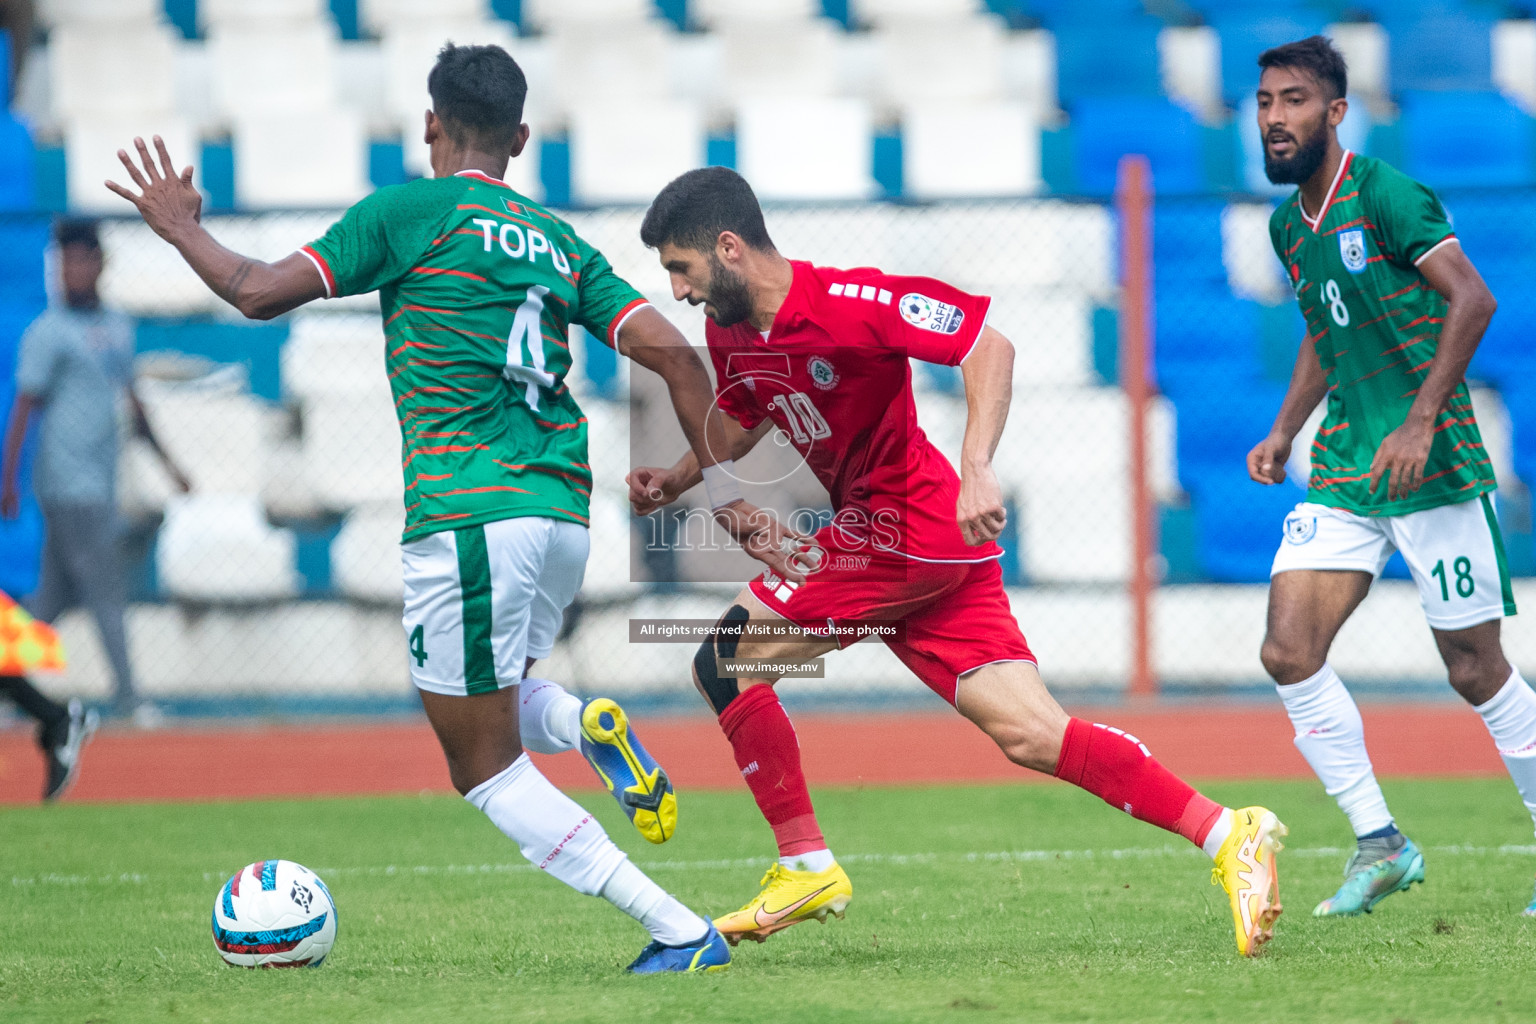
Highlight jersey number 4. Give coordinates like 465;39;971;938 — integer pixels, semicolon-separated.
503;285;555;410
769;391;832;444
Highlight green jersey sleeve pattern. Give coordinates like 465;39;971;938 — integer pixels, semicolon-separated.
303;182;456;297
1269;153;1493;517
569;233;649;347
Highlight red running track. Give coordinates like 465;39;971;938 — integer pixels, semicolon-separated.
0;704;1508;805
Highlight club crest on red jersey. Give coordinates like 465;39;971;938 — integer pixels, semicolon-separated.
899;293;964;334
806;355;840;390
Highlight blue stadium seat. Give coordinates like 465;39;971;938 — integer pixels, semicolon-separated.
1153;200;1228;288
1444;193;1536;279
1188;472;1310;582
1209;12;1327;104
1380;9;1495;92
0;114;35;212
1499;382;1536;491
1052;16;1163;107
1154;289;1264;395
1167;379;1285;483
0;218;48;309
1470;283;1536;389
1399;91;1536;189
1072;96;1205;196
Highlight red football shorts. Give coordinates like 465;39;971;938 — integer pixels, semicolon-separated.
748;527;1035;705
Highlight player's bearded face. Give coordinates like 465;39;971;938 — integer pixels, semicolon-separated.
702;254;753;327
1262;110;1329;185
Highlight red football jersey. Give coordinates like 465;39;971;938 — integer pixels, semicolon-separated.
708;260;1000;563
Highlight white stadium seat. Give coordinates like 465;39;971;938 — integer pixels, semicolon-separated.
984;289;1095;388
850;0;984;25
200;0;328;29
875;17;1006;107
692;0;822;25
902;101;1040;199
1159;26;1221;120
331;505;407;603
717;19;841;104
207;23;340;118
138;382;269;496
547;22;674;112
49;24;177;120
569;100;705;205
736;98;877;201
233;110;370;208
39;0;160;28
302;392;405;511
282;313;388;401
157;495;300;603
361;0;493;34
1326;21;1388;100
68;115;196;215
97;218;217;316
1494;19;1536;110
523;0;657;31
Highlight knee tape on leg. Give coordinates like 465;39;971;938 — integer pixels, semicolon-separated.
695;604;750;715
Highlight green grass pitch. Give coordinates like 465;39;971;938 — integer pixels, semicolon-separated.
5;778;1536;1023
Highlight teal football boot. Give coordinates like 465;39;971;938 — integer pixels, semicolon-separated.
1314;837;1425;916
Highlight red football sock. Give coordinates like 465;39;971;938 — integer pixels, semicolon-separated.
717;684;825;857
1053;717;1225;848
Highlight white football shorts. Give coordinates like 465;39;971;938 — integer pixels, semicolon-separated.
400;516;589;696
1270;494;1516;631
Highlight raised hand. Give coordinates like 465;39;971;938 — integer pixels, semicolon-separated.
104;136;202;242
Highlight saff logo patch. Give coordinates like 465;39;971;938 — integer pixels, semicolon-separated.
806;356;839;390
1339;229;1367;274
899;293;964;335
1283;512;1318;545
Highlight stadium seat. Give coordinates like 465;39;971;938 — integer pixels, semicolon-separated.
0;118;36;213
1159;26;1221;120
65;115;197;214
39;0;161;27
48;24;177;120
874;16;1006;107
1186;473;1306;583
1070;96;1204;196
523;0;658;31
232;111;369;209
691;0;823;25
1494;18;1536;111
331;505;406;603
138;382;269;496
1168;380;1286;485
901;101;1041;199
736;98;877;200
208;23;341;118
361;0;492;35
547;21;674;113
1221;201;1291;304
1052;15;1163;106
157;495;300;603
1327;21;1388;100
280;313;388;402
1153;200;1227;289
302;392;404;511
97;216;219;316
200;0;329;29
1380;9;1496;92
850;0;986;25
1208;12;1326;104
1016;478;1130;582
716;19;841;105
1399;90;1536;189
569;100;706;205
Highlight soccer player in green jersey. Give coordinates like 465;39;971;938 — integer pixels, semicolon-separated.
103;43;794;972
1247;36;1536;918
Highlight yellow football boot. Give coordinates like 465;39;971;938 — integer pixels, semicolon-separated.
578;698;677;844
1211;806;1287;956
713;862;853;946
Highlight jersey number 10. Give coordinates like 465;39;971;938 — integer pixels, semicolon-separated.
770;391;832;444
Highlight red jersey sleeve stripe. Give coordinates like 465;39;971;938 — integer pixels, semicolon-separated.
300;246;335;298
606;298;651;347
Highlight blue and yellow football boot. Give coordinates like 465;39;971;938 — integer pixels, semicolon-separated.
1314;836;1425;916
579;697;677;844
626;921;731;974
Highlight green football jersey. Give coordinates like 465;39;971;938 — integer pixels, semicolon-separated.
303;171;648;542
1269;151;1495;516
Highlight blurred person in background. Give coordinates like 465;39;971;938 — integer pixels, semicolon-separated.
1;218;190;726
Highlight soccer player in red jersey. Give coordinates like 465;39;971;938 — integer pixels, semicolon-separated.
629;167;1286;957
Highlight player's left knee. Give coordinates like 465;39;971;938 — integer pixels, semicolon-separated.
694;604;751;716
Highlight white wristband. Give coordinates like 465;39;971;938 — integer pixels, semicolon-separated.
702;460;743;509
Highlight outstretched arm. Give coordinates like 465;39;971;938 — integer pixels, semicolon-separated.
1247;332;1329;485
955;325;1012;546
617;307;801;580
105;136;325;320
1366;242;1497;501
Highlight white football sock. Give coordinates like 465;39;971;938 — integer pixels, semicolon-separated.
517;678;583;754
599;860;708;947
1200;809;1234;860
778;849;836;872
1474;669;1536;838
1277;663;1394;837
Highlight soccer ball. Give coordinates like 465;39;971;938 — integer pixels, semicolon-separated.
211;859;337;968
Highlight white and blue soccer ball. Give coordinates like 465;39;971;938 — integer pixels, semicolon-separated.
212;859;337;968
